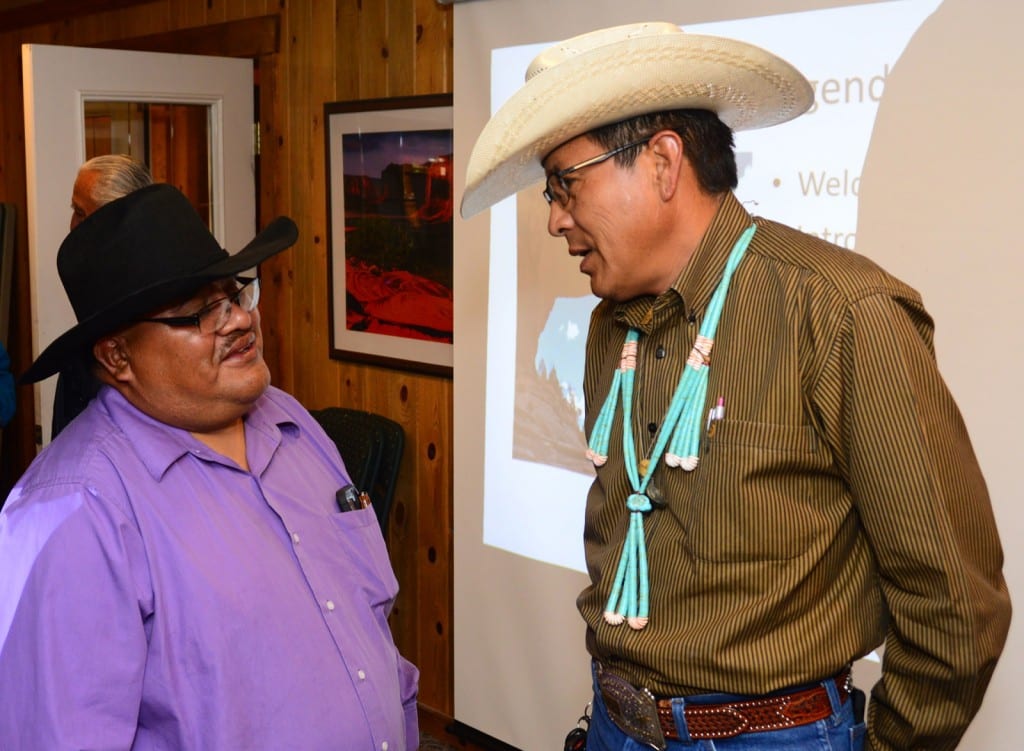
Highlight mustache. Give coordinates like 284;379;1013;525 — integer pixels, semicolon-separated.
218;330;258;359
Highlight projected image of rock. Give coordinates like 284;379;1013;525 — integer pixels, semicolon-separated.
512;296;593;475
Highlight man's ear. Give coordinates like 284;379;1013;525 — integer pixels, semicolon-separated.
92;335;132;382
647;130;685;201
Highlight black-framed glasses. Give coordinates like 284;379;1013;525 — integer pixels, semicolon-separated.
542;137;650;208
139;277;260;335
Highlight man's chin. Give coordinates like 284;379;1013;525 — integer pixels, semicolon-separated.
586;274;607;299
226;363;272;405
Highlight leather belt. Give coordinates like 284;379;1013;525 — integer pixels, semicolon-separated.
596;662;850;750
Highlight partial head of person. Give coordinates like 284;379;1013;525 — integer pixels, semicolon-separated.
461;22;813;302
70;154;153;230
24;184;298;434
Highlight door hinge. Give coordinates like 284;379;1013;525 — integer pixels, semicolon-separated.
253;122;261;157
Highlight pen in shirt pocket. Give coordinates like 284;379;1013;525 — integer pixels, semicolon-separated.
705;396;725;439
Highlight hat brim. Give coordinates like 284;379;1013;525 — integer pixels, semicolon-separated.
461;28;813;218
20;215;298;384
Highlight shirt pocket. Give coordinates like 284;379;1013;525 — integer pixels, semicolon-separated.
680;418;839;562
328;506;399;608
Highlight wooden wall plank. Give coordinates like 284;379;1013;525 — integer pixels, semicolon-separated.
358;0;388;98
283;0;318;403
243;0;273;17
386;0;416;97
257;45;296;393
220;0;253;21
303;1;338;411
102;4;169;38
415;0;451;94
411;374;454;713
335;0;361;101
169;0;206;29
205;0;229;24
96;15;280;58
68;10;103;44
0;0;153;33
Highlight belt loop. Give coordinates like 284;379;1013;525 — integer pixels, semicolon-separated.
669;697;692;743
822;673;844;718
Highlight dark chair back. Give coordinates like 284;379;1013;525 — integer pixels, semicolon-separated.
309;407;404;539
367;413;404;536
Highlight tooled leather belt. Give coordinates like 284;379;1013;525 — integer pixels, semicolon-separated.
595;662;851;750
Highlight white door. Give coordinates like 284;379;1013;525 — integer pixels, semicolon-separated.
22;44;255;445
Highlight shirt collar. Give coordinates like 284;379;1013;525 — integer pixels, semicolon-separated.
98;386;298;480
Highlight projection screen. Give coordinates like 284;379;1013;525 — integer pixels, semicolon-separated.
453;1;1022;748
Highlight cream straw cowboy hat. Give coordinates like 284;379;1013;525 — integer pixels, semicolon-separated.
461;21;814;218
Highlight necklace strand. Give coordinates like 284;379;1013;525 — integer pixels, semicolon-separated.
587;224;756;629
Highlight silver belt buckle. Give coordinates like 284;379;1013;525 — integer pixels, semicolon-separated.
596;664;666;751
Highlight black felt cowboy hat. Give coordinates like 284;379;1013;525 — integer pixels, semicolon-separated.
21;183;298;384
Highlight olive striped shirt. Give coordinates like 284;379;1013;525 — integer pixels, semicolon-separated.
578;192;1010;750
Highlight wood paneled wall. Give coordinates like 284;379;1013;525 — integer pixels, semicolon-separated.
0;0;456;726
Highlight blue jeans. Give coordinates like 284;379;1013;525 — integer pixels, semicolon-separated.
587;670;866;751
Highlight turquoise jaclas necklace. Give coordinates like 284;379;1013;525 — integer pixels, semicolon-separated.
586;224;756;630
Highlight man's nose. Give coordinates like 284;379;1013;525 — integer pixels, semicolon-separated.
547;200;573;237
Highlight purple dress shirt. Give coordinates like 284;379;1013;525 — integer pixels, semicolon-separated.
0;385;418;750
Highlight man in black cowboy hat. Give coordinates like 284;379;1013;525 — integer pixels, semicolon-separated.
0;184;419;750
463;22;1009;751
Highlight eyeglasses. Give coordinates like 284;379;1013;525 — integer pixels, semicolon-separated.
139;277;260;334
542;137;650;208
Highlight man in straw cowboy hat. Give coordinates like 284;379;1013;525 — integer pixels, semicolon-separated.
0;185;419;750
462;22;1008;751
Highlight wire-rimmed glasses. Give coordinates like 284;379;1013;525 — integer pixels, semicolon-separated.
542;137;650;207
139;277;260;334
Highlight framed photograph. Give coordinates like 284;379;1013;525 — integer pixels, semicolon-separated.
325;94;454;376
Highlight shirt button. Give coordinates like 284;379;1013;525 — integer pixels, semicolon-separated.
325;600;336;611
291;532;301;544
381;743;389;751
357;669;366;680
655;346;666;359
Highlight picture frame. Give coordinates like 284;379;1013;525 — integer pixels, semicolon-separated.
325;94;454;376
